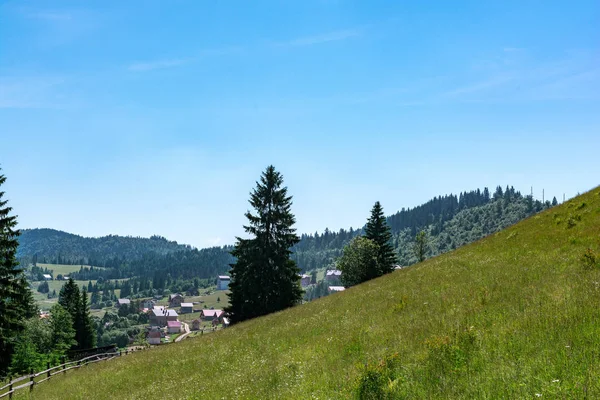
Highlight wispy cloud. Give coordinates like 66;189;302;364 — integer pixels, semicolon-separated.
436;48;600;103
128;59;188;72
127;46;243;72
0;76;74;109
282;29;361;47
441;75;515;97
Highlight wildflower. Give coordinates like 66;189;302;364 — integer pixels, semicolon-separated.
535;394;542;397
552;379;560;383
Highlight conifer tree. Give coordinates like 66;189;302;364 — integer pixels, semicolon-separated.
75;290;96;349
0;168;36;376
59;278;80;319
364;201;397;275
226;166;302;324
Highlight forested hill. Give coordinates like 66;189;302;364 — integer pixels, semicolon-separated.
292;185;555;269
18;186;555;281
17;228;192;264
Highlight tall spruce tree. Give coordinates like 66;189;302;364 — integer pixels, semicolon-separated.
59;278;80;318
0;168;36;376
364;201;397;275
225;166;302;324
75;290;96;349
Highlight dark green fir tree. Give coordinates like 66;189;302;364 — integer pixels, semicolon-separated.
225;166;303;324
75;290;96;349
364;201;397;275
0;168;36;376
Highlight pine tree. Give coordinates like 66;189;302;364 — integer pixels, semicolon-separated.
75;290;96;349
225;166;302;324
364;201;397;275
59;278;81;318
0;168;36;376
414;230;429;262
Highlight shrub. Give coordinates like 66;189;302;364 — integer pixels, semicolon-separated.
356;353;401;400
581;248;598;270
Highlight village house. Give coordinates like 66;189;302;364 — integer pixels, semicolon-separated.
394;265;404;270
147;330;161;345
222;317;230;328
326;269;342;283
167;321;182;334
328;286;345;293
141;299;155;310
201;309;224;322
191;319;201;331
300;274;311;287
180;303;193;314
169;294;184;307
116;298;130;308
217;275;230;290
150;306;179;327
42;274;52;280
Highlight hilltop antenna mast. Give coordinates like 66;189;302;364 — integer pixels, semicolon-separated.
543;189;545;203
563;193;566;203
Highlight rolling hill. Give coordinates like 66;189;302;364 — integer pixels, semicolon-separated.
15;187;600;399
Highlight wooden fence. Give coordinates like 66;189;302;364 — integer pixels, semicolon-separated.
0;350;133;399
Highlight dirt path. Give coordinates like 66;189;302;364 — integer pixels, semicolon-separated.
175;322;190;342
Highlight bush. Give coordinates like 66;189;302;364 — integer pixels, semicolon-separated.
581;248;598;270
356;353;401;400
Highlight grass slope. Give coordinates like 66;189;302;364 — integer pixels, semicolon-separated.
19;188;600;399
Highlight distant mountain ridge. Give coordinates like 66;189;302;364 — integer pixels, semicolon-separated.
17;228;192;264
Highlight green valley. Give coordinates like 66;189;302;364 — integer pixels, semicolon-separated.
14;188;600;399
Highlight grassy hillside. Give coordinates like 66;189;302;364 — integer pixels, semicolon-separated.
17;188;600;399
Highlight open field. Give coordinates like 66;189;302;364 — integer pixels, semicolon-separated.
31;279;122;311
16;188;600;399
36;263;104;276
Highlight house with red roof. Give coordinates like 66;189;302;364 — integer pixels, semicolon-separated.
167;320;182;334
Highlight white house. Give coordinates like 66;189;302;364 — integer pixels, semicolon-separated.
42;274;52;280
328;286;345;293
217;275;230;290
325;270;342;283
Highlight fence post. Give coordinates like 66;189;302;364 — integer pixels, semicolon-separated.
8;382;12;399
47;361;51;378
29;368;34;392
119;350;122;357
125;349;128;356
62;356;66;373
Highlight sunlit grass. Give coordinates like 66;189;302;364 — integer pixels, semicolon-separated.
17;187;600;399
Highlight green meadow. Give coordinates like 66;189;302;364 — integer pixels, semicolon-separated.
17;188;600;399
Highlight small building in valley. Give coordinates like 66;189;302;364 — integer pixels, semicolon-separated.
180;303;193;314
116;298;131;308
217;275;230;290
300;274;311;287
141;299;155;310
167;321;182;334
169;294;184;307
150;306;179;327
147;330;161;345
328;286;345;293
42;274;52;280
325;270;342;283
201;309;224;321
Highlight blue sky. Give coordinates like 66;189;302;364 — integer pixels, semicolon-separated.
1;0;599;248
